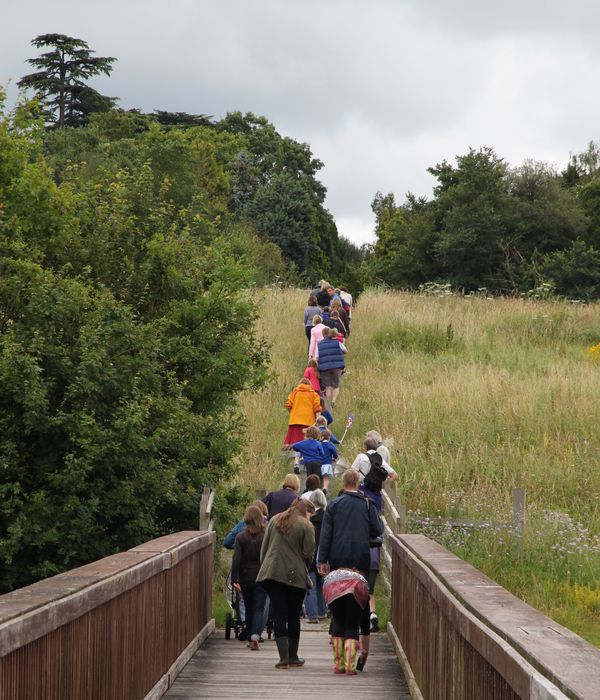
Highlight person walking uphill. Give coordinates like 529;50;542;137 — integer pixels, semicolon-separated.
257;499;316;669
317;469;383;675
263;473;301;518
317;327;347;406
282;378;321;448
231;506;268;650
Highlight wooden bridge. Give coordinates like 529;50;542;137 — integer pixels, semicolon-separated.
2;522;600;698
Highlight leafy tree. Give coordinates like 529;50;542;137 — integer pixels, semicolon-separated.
502;161;588;290
577;175;600;247
152;110;213;128
18;34;116;128
0;95;268;592
539;239;600;300
430;147;511;291
245;172;314;272
370;194;439;288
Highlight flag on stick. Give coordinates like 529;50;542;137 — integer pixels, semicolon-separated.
339;414;354;443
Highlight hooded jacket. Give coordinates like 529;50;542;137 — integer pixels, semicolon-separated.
284;383;321;426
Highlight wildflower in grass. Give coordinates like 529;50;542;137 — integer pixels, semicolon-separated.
587;341;600;360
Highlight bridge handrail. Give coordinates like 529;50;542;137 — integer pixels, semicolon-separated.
388;533;600;700
0;530;216;700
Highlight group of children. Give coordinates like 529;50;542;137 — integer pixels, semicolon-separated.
287;282;354;490
290;421;338;493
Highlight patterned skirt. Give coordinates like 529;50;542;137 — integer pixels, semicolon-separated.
323;569;369;609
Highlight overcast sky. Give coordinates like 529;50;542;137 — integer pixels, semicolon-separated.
2;0;600;245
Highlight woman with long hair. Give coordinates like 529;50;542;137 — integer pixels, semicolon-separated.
231;505;268;650
304;489;328;623
257;499;316;669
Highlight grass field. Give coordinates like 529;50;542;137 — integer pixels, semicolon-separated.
230;287;600;646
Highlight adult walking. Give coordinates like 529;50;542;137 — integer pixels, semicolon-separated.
350;436;397;512
303;295;321;349
282;378;321;448
365;429;392;466
263;473;301;518
257;499;316;669
317;469;383;675
304;489;328;622
316;281;331;308
231;506;268;650
308;314;328;360
339;287;353;319
351;435;397;635
317;327;347;406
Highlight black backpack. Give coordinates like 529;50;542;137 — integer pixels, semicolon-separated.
363;452;388;492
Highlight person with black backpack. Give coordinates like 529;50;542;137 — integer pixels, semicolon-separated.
351;437;397;512
350;436;397;642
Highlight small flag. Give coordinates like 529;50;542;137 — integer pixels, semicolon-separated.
339;415;354;444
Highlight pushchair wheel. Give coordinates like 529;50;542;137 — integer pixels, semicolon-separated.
225;613;232;640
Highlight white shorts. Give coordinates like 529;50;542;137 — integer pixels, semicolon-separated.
321;463;333;477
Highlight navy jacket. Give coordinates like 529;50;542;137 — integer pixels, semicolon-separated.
317;338;345;372
263;487;298;517
317;491;382;571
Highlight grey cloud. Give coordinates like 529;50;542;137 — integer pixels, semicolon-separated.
2;0;600;244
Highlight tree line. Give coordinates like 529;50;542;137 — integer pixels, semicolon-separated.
0;34;362;592
368;143;600;300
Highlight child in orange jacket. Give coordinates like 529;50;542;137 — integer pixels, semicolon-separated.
283;379;322;447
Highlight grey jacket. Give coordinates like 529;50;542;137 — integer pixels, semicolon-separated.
257;516;315;590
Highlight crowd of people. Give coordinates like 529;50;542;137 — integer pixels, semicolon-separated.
223;281;399;676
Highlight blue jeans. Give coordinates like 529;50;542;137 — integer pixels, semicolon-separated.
240;581;268;639
304;571;327;619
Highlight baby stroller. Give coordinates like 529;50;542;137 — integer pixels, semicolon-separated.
224;568;244;640
224;568;273;641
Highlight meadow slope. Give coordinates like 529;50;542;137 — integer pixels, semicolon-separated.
235;287;600;645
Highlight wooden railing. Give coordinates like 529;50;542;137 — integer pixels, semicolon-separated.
0;530;215;700
387;533;600;700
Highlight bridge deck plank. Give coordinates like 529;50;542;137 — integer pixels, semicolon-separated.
163;630;411;699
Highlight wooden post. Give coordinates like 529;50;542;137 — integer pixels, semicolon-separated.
199;486;210;531
388;480;398;505
512;488;526;534
396;501;407;534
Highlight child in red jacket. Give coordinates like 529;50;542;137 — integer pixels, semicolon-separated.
303;359;321;394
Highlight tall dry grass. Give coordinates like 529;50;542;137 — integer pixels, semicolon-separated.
233;287;600;644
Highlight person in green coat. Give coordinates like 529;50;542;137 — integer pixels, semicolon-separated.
257;499;316;669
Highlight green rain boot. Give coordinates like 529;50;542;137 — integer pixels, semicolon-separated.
275;636;289;669
288;636;305;667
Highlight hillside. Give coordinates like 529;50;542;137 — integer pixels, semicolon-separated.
235;287;600;646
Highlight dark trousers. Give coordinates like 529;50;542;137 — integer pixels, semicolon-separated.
240;581;268;639
305;325;312;350
304;461;322;479
330;593;364;640
261;579;305;640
